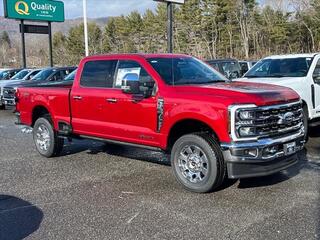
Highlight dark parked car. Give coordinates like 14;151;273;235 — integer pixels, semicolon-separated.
2;67;76;107
36;69;77;87
0;69;42;109
206;59;241;79
0;68;23;80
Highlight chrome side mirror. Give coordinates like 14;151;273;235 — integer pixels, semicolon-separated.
121;73;140;94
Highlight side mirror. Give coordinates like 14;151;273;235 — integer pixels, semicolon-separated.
121;73;140;94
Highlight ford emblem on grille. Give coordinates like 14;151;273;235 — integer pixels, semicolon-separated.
278;112;294;125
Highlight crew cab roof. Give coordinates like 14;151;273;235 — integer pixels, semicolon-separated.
264;53;319;59
83;53;191;61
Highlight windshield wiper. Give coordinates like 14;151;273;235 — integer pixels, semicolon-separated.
245;75;264;78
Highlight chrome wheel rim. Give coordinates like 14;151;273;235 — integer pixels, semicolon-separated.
35;124;51;152
177;145;209;183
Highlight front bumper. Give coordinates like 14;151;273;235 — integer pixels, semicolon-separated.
2;98;15;106
221;129;305;179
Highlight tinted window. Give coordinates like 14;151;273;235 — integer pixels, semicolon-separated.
245;57;313;78
27;70;41;80
114;60;153;88
63;70;77;82
80;60;117;88
11;70;30;80
148;57;226;85
313;59;320;77
32;69;55;81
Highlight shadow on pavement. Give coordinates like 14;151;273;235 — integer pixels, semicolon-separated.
237;148;310;189
0;195;43;240
309;126;320;138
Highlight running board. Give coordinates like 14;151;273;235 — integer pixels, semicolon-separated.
79;135;163;152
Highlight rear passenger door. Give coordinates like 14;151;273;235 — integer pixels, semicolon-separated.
71;59;118;137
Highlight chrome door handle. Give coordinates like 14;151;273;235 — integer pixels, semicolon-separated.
73;96;82;100
106;98;117;103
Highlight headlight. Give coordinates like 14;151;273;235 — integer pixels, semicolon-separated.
229;104;257;141
238;110;255;120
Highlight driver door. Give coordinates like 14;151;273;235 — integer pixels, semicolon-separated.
106;59;160;146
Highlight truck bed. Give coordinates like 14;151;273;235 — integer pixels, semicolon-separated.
17;85;72;129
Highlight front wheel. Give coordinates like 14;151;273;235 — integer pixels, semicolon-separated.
33;117;64;158
171;133;226;193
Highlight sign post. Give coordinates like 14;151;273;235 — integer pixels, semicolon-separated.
154;0;185;53
3;0;65;67
20;19;26;68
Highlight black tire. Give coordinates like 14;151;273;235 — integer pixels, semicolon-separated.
33;117;64;158
0;104;5;110
171;133;226;193
303;105;309;143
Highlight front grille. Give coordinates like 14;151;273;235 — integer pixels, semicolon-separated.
3;88;16;99
254;102;303;137
231;101;303;141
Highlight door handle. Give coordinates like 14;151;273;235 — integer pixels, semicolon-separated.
106;98;117;103
73;96;82;100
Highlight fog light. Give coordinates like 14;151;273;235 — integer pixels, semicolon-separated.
263;145;279;157
232;148;258;158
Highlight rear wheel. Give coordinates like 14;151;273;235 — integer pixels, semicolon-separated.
33;117;64;157
171;133;226;193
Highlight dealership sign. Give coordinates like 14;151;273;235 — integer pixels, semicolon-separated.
154;0;185;4
3;0;64;22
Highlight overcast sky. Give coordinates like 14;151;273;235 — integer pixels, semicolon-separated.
0;0;158;19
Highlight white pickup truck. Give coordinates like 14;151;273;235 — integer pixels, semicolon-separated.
236;53;320;135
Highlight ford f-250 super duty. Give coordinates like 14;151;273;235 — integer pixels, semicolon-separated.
15;54;305;193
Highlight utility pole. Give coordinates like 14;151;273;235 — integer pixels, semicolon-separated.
154;0;185;54
167;2;173;53
83;0;89;56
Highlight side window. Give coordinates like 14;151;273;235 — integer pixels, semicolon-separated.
114;60;154;88
28;71;38;80
81;60;117;88
313;59;320;77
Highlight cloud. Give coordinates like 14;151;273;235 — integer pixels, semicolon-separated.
0;0;158;19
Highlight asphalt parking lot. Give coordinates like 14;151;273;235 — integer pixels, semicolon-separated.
0;109;319;240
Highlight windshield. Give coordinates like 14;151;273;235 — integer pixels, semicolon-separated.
63;70;77;81
147;57;227;85
11;70;30;80
32;69;54;81
245;57;313;78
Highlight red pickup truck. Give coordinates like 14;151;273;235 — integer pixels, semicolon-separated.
16;54;305;193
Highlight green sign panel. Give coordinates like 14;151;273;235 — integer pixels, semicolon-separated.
4;0;65;22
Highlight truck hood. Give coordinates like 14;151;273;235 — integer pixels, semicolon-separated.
173;81;300;106
3;80;38;88
0;79;23;87
235;76;304;87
